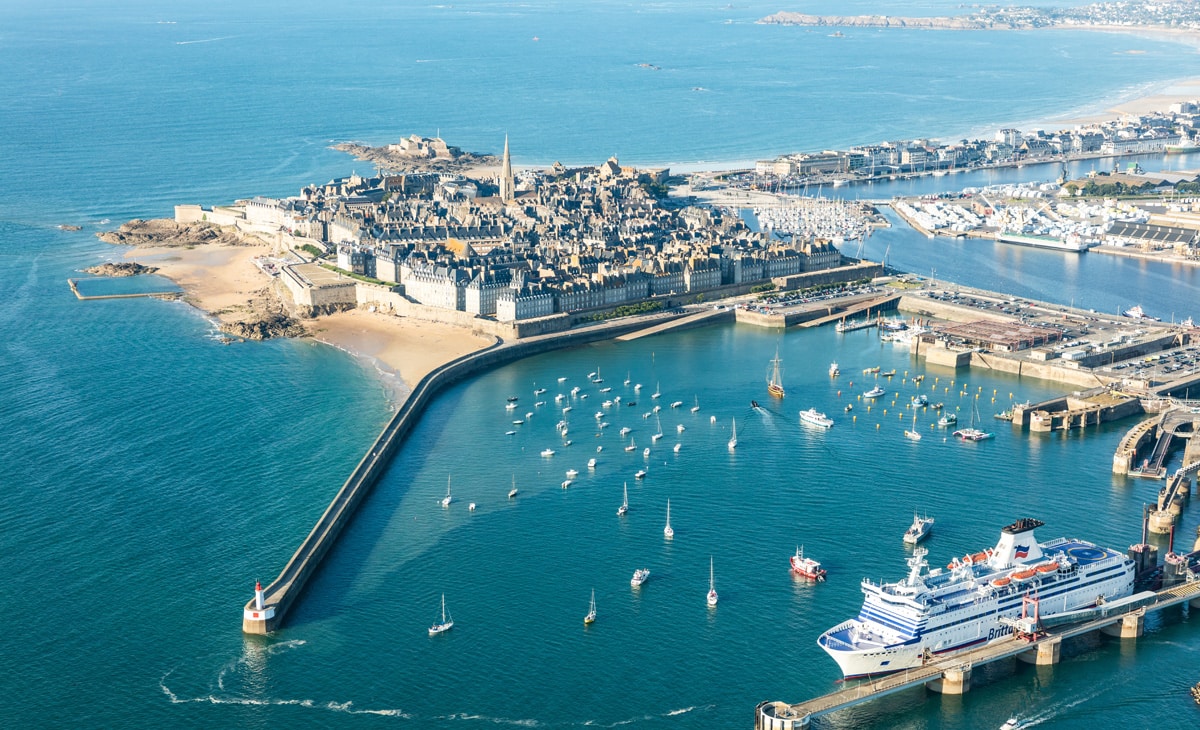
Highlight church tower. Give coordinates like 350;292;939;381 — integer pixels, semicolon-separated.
499;135;514;202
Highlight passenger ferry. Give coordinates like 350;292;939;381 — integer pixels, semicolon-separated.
817;518;1134;678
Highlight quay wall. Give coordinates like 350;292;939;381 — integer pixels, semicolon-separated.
243;314;696;633
896;294;1011;324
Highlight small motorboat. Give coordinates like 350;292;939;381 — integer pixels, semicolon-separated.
631;568;650;587
999;717;1021;730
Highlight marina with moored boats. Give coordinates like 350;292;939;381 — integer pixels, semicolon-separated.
240;265;1200;728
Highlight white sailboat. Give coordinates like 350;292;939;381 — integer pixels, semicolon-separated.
691;396;700;413
584;588;596;625
707;556;719;606
904;413;922;441
508;475;518;499
428;593;454;635
617;482;629;516
441;476;453;507
652;414;664;442
727;418;738;451
652;382;661;399
664;499;674;539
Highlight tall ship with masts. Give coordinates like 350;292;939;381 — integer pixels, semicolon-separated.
767;348;785;398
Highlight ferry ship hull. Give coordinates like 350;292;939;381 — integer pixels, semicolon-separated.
817;519;1135;678
995;231;1093;252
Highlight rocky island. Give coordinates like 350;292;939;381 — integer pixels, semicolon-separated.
82;262;159;277
97;218;249;248
332;134;497;174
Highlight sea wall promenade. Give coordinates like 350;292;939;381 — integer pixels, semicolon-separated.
242;309;709;633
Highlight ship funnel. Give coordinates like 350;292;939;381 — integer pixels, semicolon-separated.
992;518;1044;569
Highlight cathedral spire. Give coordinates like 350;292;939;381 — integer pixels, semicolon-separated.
500;135;514;202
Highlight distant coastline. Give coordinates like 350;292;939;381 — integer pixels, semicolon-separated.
758;13;1035;31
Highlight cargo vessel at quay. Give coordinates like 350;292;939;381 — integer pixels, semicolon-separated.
817;518;1134;678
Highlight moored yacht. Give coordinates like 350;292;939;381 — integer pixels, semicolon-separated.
817;518;1135;678
863;385;886;398
631;568;650;587
903;513;934;544
799;408;834;429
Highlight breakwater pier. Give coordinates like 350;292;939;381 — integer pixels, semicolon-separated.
755;562;1200;729
242;310;703;633
67;277;180;301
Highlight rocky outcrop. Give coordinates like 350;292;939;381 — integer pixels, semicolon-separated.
97;218;249;248
758;13;1032;30
332;142;497;174
83;262;159;277
219;313;307;341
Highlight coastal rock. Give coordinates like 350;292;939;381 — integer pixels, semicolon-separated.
83;262;160;277
97;218;248;248
219;312;307;341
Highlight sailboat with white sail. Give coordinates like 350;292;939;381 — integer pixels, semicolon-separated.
728;418;738;451
508;475;518;499
617;482;629;516
664;499;674;539
583;589;596;625
707;556;719;606
441;476;453;507
428;594;454;635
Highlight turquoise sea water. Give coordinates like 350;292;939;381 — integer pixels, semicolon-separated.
3;1;1200;727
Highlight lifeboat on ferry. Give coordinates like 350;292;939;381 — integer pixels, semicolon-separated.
1011;569;1037;583
1035;563;1058;574
991;576;1012;588
971;550;992;564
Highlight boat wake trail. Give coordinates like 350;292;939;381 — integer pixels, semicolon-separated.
160;669;411;718
438;714;540;725
176;36;234;45
1016;681;1113;727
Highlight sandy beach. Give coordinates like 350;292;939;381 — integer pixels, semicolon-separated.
308;310;494;391
129;242;274;317
122;238;493;394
